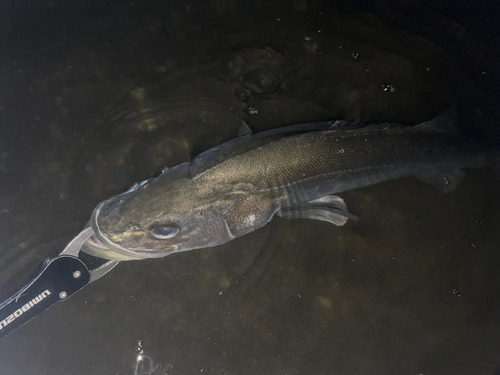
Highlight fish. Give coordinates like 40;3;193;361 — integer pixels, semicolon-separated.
81;106;499;260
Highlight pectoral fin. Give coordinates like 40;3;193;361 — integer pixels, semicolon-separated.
276;195;358;226
414;168;465;193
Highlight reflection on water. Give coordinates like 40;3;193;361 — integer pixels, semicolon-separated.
133;340;173;375
134;356;173;375
0;0;499;374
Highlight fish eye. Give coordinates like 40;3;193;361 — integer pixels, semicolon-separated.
151;226;179;239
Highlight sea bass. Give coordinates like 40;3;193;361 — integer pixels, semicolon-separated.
82;106;498;260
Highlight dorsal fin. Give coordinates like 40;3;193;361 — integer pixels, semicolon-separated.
415;104;461;135
238;121;252;136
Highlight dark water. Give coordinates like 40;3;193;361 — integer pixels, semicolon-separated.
0;1;499;374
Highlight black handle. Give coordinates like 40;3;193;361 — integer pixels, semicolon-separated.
0;255;91;340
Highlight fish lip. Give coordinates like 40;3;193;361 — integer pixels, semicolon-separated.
91;199;178;259
91;200;139;258
86;233;108;250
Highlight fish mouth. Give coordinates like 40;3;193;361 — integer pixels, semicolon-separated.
81;232;139;261
84;199;178;260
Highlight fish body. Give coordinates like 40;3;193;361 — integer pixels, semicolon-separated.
82;107;497;260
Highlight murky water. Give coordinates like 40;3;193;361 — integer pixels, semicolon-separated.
0;1;499;374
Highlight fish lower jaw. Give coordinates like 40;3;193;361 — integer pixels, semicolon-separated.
98;231;180;259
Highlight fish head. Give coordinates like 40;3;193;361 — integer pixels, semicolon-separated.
85;175;237;260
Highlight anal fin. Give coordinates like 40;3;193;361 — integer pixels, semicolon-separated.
414;168;465;193
276;195;358;226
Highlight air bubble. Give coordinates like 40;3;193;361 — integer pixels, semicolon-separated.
234;87;251;102
132;340;173;375
381;83;396;93
135;340;144;354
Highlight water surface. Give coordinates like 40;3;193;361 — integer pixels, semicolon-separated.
0;1;499;374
